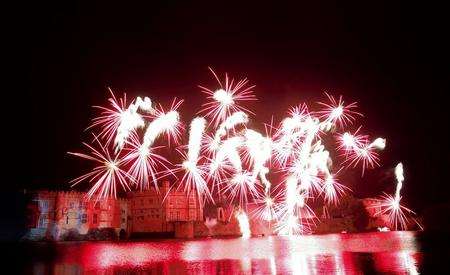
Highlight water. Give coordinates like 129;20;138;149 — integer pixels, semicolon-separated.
19;232;424;274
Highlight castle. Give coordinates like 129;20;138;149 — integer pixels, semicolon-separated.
23;180;398;241
24;181;204;240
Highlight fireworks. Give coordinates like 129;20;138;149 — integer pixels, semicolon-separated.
143;108;182;149
70;95;182;200
198;68;256;128
69;68;417;236
243;129;272;192
68;136;134;200
337;128;385;175
372;163;420;230
236;209;251;238
122;133;170;191
316;92;362;128
394;162;404;201
250;192;279;222
177;117;213;203
86;88;129;146
114;96;153;152
321;172;349;205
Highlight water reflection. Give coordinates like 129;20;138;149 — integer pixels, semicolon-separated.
24;232;421;274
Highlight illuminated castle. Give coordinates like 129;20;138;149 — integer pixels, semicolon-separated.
24;181;203;241
23;183;394;241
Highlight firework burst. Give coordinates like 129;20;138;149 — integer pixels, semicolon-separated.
175;117;213;203
337;128;385;174
68;136;134;200
372;163;421;230
374;192;415;230
198;68;256;128
86;88;129;146
321;172;350;205
122;132;171;191
114;96;153;152
250;189;283;222
316;92;362;128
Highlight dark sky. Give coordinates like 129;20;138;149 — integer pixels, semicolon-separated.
23;1;448;211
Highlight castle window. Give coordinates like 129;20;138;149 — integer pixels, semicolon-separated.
189;198;195;206
41;201;49;210
81;214;87;224
38;215;46;228
66;215;69;224
93;214;98;224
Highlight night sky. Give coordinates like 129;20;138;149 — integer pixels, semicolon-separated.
22;2;448;212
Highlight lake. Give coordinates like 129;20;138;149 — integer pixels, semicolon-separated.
18;231;424;274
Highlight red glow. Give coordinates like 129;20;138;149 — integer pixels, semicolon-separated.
39;232;422;273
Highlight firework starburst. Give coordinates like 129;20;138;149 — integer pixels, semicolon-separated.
198;68;256;128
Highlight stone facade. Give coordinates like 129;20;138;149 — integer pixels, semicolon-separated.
24;181;203;241
127;181;203;238
24;190;128;241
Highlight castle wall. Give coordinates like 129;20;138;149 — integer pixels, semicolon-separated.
25;191;128;241
174;221;194;238
24;181;205;240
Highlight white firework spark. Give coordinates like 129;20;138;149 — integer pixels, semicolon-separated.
199;68;256;128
